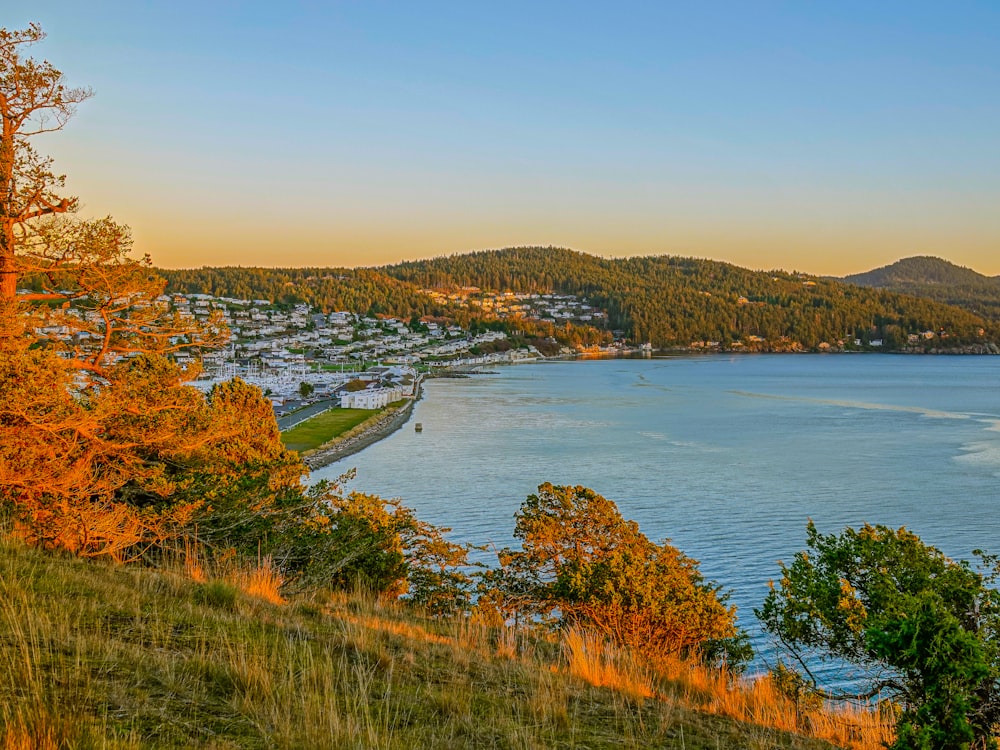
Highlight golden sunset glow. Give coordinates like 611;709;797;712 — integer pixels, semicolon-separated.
11;2;996;276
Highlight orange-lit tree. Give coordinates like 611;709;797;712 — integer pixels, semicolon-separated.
491;483;751;669
1;24;224;364
0;24;245;560
0;23;89;305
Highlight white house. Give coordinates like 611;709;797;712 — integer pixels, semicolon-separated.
340;386;404;409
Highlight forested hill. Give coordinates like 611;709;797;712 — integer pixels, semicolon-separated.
160;248;1000;351
842;256;1000;321
383;247;1000;350
159;266;448;319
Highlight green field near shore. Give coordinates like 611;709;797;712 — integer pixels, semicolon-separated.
280;407;377;452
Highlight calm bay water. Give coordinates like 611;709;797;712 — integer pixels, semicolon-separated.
312;354;1000;664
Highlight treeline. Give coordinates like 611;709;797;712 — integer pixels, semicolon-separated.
159;266;447;319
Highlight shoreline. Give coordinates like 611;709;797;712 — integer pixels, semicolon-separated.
300;344;1000;470
302;380;424;470
299;358;549;470
299;360;532;470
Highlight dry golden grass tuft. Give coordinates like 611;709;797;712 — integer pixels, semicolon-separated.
174;542;285;605
2;711;64;750
181;541;208;583
229;556;285;605
562;627;656;701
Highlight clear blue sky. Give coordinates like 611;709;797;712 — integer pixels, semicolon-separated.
14;1;1000;274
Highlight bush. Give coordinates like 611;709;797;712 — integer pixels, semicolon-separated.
488;483;750;670
313;484;479;615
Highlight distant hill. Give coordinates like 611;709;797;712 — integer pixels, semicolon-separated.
380;248;1000;351
161;248;1000;352
842;256;1000;321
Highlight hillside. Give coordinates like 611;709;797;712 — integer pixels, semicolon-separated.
0;539;872;749
842;256;1000;321
382;247;1000;351
160;248;1000;352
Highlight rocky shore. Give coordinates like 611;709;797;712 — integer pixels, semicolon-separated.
904;343;1000;355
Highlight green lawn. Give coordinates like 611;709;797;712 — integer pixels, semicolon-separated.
280;407;377;452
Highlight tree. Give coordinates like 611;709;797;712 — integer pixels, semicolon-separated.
0;25;228;559
138;377;307;526
490;483;749;669
0;25;223;365
307;484;478;614
298;381;315;399
0;351;213;560
0;23;91;303
757;521;1000;749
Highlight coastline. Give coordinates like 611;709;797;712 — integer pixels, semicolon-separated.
298;343;1000;471
299;358;546;470
302;380;423;470
298;359;539;470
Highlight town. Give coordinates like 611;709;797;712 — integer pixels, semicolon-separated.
30;282;625;418
136;288;619;416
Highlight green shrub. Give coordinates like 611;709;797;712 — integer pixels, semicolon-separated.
758;522;1000;748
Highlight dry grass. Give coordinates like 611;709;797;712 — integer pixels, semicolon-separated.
175;542;285;605
0;536;894;749
562;627;656;701
229;556;285;605
557;631;893;749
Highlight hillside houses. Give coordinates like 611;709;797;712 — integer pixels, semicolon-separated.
148;294;547;413
420;289;605;325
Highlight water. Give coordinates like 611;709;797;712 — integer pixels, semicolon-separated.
311;354;1000;671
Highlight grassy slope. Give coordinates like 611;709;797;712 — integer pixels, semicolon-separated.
280;407;377;452
0;540;863;750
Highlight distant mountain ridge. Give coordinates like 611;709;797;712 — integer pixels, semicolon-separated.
842;256;1000;321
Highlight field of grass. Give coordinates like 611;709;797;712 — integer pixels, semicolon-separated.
280;407;377;452
0;538;893;749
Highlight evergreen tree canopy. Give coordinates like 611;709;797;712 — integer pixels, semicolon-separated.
758;521;1000;748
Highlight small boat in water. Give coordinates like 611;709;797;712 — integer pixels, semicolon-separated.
414;423;423;432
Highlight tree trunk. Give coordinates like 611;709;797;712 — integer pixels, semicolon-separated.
0;227;15;301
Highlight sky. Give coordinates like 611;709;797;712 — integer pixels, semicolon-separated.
12;2;1000;275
